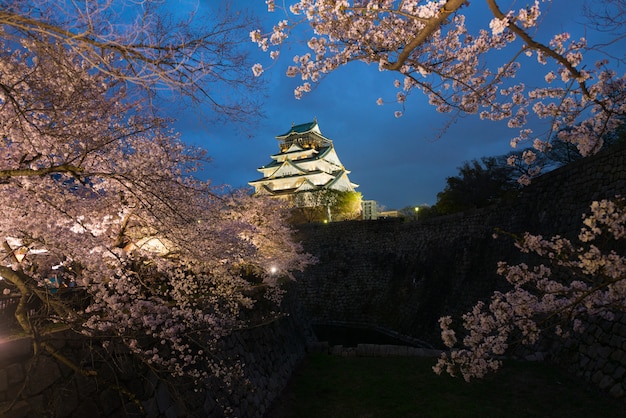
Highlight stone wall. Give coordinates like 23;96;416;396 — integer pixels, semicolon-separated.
555;312;626;399
0;283;313;418
293;142;626;397
1;143;624;415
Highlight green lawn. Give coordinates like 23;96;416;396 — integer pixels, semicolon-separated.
266;353;626;418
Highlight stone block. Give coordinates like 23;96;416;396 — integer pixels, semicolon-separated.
610;335;625;348
598;375;614;390
599;319;615;334
587;343;600;359
579;355;590;368
72;400;102;418
609;383;624;399
202;395;216;417
611;322;626;335
6;363;24;385
0;339;33;366
524;352;545;362
75;374;98;399
329;345;343;356
122;401;144;416
598;346;612;359
240;398;249;415
591;370;604;384
0;369;8;392
156;381;172;413
26;393;45;413
596;357;607;370
52;382;78;417
610;349;624;363
1;399;31;418
582;333;595;345
25;358;61;396
164;403;179;418
603;362;618;375
99;388;122;415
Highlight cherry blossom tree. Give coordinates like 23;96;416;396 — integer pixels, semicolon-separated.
0;0;313;404
253;0;626;182
254;0;626;380
0;0;260;121
434;197;626;381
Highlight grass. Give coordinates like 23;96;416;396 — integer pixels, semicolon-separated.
266;353;626;418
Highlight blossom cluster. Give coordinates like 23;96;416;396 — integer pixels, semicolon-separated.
434;197;626;381
253;0;625;183
0;38;314;389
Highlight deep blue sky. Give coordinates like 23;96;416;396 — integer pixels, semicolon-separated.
174;1;621;210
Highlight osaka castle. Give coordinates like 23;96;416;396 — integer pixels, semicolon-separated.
249;120;358;198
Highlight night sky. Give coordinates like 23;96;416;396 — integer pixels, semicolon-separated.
173;1;621;210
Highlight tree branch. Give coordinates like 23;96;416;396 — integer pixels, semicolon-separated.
0;164;84;179
485;0;595;102
0;265;34;336
384;0;468;71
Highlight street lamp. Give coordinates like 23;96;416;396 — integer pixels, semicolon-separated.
414;206;419;221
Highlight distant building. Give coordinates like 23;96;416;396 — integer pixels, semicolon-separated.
249;120;358;198
361;200;379;220
378;210;403;219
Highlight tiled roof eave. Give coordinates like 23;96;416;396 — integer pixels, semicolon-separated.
276;121;318;138
270;149;319;159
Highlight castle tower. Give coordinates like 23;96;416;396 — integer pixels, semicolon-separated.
249;120;358;197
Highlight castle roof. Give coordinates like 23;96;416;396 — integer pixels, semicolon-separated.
276;120;321;139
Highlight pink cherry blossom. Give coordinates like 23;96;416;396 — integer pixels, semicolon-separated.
0;1;314;394
434;197;626;381
255;1;625;182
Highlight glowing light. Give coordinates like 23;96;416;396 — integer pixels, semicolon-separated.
270;266;278;274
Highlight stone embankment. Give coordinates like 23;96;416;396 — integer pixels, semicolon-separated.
294;142;626;400
317;342;441;358
555;312;626;399
0;285;313;418
0;142;624;415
